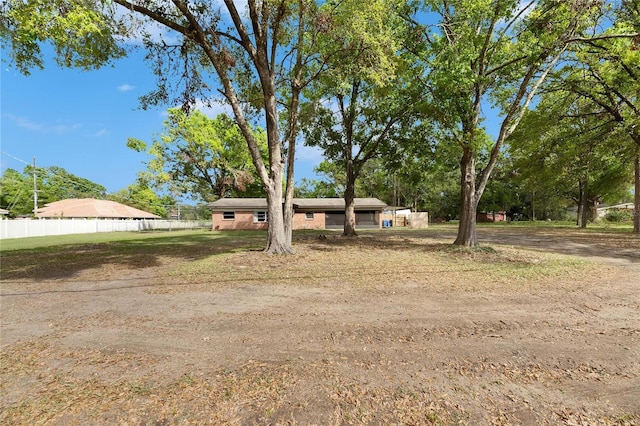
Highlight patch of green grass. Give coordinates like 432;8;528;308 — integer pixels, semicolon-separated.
0;230;267;281
0;230;265;253
475;220;634;232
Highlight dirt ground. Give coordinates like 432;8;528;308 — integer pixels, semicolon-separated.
1;227;639;425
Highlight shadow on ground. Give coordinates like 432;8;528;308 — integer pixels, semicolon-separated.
0;231;266;282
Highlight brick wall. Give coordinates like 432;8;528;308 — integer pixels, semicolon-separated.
212;211;268;231
292;211;325;230
213;210;382;230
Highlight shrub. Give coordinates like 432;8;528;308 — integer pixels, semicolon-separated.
603;208;634;223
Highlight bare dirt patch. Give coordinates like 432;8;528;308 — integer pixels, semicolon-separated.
1;227;638;425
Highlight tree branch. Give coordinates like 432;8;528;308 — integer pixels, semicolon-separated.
112;0;188;35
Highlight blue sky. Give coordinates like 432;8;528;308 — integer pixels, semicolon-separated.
1;46;323;202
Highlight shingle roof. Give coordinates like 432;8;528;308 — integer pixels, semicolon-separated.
208;198;269;210
292;198;387;210
35;198;161;219
208;198;387;211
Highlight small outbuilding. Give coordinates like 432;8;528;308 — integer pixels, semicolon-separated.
208;198;387;231
476;211;507;222
35;198;161;219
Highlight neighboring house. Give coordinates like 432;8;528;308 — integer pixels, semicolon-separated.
567;203;635;220
35;198;161;219
208;198;387;231
595;203;635;219
476;211;507;222
0;208;9;219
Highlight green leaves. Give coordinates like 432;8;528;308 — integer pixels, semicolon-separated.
1;0;126;74
0;165;107;216
315;0;405;88
129;109;267;202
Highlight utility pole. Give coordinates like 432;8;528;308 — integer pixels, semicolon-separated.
32;156;38;215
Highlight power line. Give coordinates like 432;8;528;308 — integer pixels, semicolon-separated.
1;151;209;216
0;151;31;166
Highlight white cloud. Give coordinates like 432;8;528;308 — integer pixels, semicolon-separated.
118;84;135;92
5;114;81;134
93;128;109;137
195;99;233;118
52;123;82;133
10;115;44;132
155;99;232;119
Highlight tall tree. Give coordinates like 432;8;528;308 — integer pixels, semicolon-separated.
302;78;416;236
509;92;634;227
555;1;640;232
406;0;608;246
127;110;266;202
1;0;330;253
301;0;415;236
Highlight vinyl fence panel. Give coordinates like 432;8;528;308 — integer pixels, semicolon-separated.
0;219;211;239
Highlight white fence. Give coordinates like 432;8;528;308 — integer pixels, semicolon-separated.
0;219;212;239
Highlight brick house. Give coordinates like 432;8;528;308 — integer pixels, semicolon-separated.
208;198;387;231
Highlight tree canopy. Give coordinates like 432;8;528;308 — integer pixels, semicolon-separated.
0;165;106;216
128;110;267;202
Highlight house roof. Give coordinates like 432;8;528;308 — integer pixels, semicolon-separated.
208;198;387;211
598;203;634;210
293;198;387;210
208;198;269;210
35;198;161;219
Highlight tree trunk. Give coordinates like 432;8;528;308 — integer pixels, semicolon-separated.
260;89;293;254
576;203;582;227
531;191;536;222
634;150;640;234
579;179;589;229
343;162;357;237
283;2;306;246
575;182;583;227
454;148;478;246
283;117;296;247
264;179;293;254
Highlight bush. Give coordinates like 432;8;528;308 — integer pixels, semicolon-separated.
603;208;634;223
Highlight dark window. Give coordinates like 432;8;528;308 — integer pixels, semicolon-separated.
355;211;377;226
325;212;345;227
305;211;314;220
222;211;235;220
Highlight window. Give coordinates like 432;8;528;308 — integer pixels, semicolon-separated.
305;211;314;220
253;211;268;223
222;211;235;220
